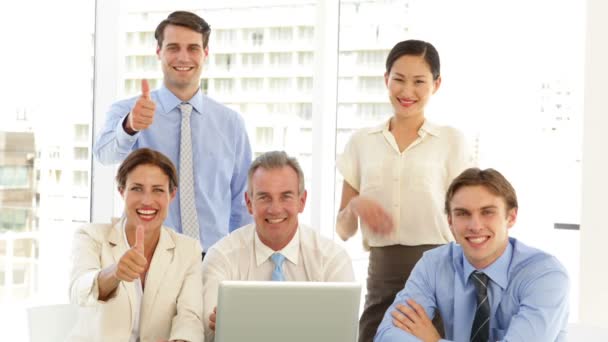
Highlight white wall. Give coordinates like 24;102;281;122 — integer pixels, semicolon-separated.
580;0;608;327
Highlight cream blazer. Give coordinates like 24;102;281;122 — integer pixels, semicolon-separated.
67;219;204;342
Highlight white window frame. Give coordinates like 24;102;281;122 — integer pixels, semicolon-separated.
91;0;123;222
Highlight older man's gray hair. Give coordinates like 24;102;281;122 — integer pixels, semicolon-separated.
247;151;305;195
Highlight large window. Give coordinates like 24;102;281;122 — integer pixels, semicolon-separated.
1;0;596;339
110;0;585;324
0;0;96;338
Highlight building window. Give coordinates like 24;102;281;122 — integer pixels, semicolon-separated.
139;55;157;72
269;78;291;91
124;79;159;97
215;29;236;46
200;79;209;94
0;209;28;232
241;53;264;67
357;103;392;120
269;52;292;67
241;78;264;93
73;171;89;188
244;29;264;46
296;103;312;120
297;26;314;42
0;166;30;188
54;170;62;184
73;147;89;161
356;50;385;67
298;52;314;66
138;31;155;46
215;54;234;71
268;103;293;116
270;27;293;42
125;55;157;72
256;127;274;146
74;124;89;142
214;79;234;93
358;76;384;94
297;77;313;93
48;147;61;160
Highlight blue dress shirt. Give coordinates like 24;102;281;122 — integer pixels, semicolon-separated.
94;85;253;251
375;238;569;341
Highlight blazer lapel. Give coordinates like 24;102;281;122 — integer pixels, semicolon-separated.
140;226;175;324
108;218;137;331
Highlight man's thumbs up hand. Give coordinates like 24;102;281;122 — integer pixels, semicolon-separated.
126;79;156;133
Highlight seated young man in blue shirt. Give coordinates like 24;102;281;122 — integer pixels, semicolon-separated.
375;167;569;342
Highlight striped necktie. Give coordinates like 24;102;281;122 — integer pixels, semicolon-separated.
178;103;200;241
470;271;490;342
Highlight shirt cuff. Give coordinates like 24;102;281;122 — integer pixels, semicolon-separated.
76;270;121;306
115;114;139;147
75;270;101;306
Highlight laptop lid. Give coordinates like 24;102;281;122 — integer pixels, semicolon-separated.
215;281;361;342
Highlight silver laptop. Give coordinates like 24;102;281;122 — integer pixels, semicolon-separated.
215;281;361;342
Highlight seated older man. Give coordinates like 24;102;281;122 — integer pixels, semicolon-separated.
202;151;355;341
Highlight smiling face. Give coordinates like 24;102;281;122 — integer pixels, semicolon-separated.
157;24;208;97
245;166;307;251
448;185;517;269
384;54;441;120
119;164;176;232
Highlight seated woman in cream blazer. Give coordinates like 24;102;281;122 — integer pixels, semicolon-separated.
68;148;204;342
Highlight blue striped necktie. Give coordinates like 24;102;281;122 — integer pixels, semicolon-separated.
470;271;490;342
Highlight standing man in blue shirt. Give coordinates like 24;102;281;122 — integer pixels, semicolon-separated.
94;11;252;255
375;168;569;341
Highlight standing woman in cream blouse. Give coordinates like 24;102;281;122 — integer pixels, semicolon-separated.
68;148;204;342
336;40;472;342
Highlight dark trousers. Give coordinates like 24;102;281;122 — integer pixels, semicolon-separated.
358;244;445;342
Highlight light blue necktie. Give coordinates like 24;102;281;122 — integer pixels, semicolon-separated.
270;253;286;281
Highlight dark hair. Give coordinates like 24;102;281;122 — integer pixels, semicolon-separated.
155;11;211;49
116;148;178;193
248;151;305;195
445;168;518;215
385;39;440;80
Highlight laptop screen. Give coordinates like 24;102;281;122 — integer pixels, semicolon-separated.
215;281;361;342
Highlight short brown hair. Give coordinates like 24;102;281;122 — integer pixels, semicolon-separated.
116;148;178;193
155;11;211;48
445;168;518;215
247;151;305;196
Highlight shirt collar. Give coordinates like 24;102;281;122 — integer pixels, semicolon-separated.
419;120;440;137
157;84;204;115
463;240;513;290
368;118;441;137
368;120;388;134
254;226;300;267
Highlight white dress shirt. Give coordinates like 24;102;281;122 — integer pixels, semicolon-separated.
121;222;143;342
202;223;355;341
337;119;473;249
